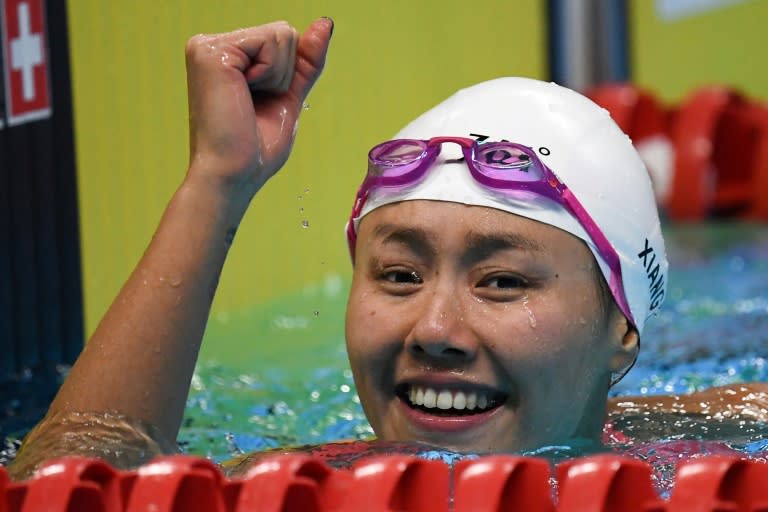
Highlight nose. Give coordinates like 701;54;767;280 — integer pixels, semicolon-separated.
404;285;478;364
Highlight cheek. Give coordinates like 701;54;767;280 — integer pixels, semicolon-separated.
344;297;370;363
496;291;608;374
344;281;396;369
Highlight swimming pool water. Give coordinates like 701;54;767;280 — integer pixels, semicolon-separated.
177;222;768;489
3;223;767;493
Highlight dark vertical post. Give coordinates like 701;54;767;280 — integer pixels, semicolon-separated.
0;90;14;380
547;0;631;91
595;0;630;84
46;0;82;364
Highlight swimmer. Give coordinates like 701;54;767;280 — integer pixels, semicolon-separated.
8;19;768;480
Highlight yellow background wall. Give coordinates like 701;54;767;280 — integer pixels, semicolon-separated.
630;0;768;102
67;1;547;337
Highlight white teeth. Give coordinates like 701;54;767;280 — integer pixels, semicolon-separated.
453;391;467;410
437;390;452;410
423;388;437;408
406;387;494;411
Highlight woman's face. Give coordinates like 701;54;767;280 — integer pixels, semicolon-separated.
345;200;635;453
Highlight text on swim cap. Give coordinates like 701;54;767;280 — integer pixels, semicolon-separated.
469;133;550;156
638;238;665;313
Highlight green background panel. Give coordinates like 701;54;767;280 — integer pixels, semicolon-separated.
631;0;768;102
67;0;547;347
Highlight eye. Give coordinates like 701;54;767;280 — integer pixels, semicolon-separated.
383;270;423;284
478;274;527;290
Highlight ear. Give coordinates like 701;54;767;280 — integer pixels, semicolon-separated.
607;313;640;373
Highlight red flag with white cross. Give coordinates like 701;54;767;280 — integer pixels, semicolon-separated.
1;0;51;126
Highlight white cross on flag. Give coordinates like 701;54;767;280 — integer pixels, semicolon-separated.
2;0;51;126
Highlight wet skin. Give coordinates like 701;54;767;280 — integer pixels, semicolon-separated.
345;200;637;453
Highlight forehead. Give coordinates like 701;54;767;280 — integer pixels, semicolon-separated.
356;200;590;258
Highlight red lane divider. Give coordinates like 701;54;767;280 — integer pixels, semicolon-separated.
711;100;768;220
557;455;666;512
667;86;745;220
586;83;668;146
586;82;768;221
124;455;225;512
0;465;9;512
668;456;768;512
19;457;122;512
233;454;350;512
454;456;554;511
3;480;25;512
3;454;768;511
585;83;673;207
345;455;449;512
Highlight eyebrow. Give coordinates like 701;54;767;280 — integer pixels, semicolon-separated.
372;224;437;260
370;224;544;264
460;231;545;267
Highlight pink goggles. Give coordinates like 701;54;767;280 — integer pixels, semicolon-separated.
346;136;634;327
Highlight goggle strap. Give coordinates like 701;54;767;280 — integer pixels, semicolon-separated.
561;189;634;326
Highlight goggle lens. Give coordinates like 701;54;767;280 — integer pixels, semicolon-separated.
473;142;542;183
475;144;531;169
369;140;428;177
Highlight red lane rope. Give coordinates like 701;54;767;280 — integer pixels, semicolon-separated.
2;454;768;511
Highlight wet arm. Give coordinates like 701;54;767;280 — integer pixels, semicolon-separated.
9;19;333;479
7;176;249;483
608;382;768;422
49;178;244;437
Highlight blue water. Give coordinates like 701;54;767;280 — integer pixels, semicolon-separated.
3;223;767;495
614;223;768;396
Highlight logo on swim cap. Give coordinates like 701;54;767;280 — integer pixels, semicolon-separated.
638;238;666;314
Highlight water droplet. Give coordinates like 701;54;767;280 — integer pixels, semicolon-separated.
301;219;309;228
297;195;302;200
522;297;537;328
304;187;310;193
302;102;310;111
299;207;304;213
313;310;320;317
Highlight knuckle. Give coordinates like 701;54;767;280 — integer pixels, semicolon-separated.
273;20;297;38
185;34;213;59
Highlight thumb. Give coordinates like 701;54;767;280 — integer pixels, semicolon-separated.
290;17;334;102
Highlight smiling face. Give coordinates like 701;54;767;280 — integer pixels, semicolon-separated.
345;200;636;453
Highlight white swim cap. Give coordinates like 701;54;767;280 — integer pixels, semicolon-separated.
349;77;667;335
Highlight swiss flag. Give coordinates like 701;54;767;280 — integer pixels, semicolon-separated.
2;0;51;126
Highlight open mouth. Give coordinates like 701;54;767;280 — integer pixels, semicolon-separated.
396;383;507;417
